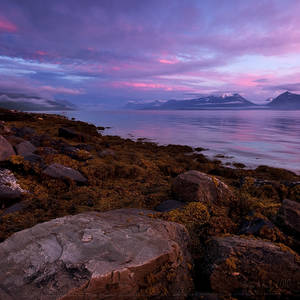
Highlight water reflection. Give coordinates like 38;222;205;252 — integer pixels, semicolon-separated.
62;110;300;173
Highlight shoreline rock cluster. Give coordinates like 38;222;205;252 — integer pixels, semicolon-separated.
0;108;299;299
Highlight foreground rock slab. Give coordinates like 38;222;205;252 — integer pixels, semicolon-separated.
277;199;300;235
43;163;87;183
0;135;15;161
204;236;300;297
0;209;193;299
172;170;233;206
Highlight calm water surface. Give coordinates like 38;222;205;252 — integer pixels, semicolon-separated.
58;110;300;174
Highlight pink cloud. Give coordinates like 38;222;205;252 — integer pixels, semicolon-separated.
36;50;48;56
159;58;178;64
40;85;84;95
0;17;17;32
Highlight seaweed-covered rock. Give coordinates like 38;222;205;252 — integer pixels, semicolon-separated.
155;200;186;212
16;141;36;156
0;169;25;207
0;209;193;299
204;236;300;297
277;199;300;235
58;127;85;141
12;126;35;138
42;163;87;183
172;170;234;206
0;135;15;161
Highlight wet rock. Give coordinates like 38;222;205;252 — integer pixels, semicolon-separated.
0;169;25;207
16;141;36;156
43;163;87;183
155;200;186;212
277;199;300;235
0;209;193;299
0;135;15;161
204;236;300;296
172;170;234;206
58;127;85;141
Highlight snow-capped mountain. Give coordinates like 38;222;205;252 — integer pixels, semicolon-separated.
268;91;300;109
0;92;75;111
125;93;256;110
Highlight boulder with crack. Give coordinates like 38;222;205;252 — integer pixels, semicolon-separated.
0;209;193;299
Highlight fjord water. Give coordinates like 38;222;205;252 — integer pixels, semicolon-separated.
62;110;300;174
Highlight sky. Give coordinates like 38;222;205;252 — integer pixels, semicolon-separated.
1;0;300;108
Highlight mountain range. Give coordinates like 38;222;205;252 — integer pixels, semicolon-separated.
0;92;75;111
125;91;300;110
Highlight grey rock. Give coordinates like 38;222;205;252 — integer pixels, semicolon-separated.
155;200;186;212
204;236;300;296
0;209;193;299
16;141;36;156
0;201;25;217
172;170;234;206
13;126;35;138
0;169;25;207
43;163;87;183
0;135;15;161
98;149;116;158
277;199;300;235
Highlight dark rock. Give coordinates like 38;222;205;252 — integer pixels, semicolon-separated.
172;170;234;206
35;147;58;155
15;141;36;156
42;163;87;183
0;122;11;135
0;209;193;299
155;200;186;212
0;201;25;217
58;127;85;141
76;143;94;152
0;169;25;207
204;236;300;296
0;135;15;161
12;126;35;138
23;154;43;164
277;199;300;235
5;135;25;147
98;149;116;158
239;217;274;235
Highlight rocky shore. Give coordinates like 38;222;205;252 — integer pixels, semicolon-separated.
0;107;299;299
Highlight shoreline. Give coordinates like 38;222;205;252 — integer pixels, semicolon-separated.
37;109;300;175
0;108;299;297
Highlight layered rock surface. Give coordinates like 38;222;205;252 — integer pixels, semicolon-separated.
0;209;193;299
204;236;300;296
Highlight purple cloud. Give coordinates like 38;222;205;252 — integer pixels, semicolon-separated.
1;0;300;107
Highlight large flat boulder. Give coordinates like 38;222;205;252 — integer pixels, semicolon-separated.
0;135;15;161
204;236;300;297
277;199;300;235
42;163;87;183
0;209;193;299
172;170;234;206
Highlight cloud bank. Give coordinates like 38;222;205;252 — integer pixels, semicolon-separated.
1;0;300;107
